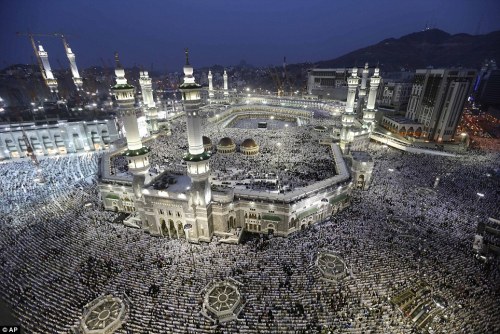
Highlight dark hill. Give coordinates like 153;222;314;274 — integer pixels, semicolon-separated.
315;29;500;71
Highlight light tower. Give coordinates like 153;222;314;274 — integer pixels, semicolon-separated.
208;70;214;98
180;49;213;243
223;70;229;97
111;53;150;198
139;70;159;133
37;44;58;94
61;37;83;90
363;67;381;130
356;63;369;116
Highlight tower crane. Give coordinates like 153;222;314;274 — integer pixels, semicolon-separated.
282;56;295;97
268;67;284;97
16;32;54;88
21;128;45;183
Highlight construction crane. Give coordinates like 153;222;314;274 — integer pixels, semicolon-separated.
54;33;76;52
21;128;45;183
268;67;284;97
282;56;295;97
16;32;54;86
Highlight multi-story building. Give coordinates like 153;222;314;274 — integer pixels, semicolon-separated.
405;68;476;141
307;68;350;100
378;81;413;111
0;119;118;159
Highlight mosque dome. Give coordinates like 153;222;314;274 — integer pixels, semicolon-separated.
203;136;212;145
218;137;235;147
203;136;213;152
240;138;259;156
217;137;236;154
241;138;257;148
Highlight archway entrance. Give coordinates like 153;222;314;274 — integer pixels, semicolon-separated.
161;219;168;236
169;220;176;239
228;216;235;230
177;222;185;239
357;174;365;189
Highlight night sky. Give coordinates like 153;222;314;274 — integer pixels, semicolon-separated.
1;0;500;71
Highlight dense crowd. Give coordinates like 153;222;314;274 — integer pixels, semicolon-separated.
146;113;341;192
0;119;499;332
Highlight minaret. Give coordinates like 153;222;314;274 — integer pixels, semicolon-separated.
139;70;159;133
111;53;150;198
62;38;83;90
37;44;58;94
223;70;229;97
340;67;359;154
363;67;381;130
180;49;213;243
356;63;369;116
345;67;359;114
208;70;214;98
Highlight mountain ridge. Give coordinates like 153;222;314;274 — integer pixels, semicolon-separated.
314;29;500;71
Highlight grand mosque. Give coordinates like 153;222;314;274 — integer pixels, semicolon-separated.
97;52;378;244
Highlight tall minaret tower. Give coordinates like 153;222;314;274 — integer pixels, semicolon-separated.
207;70;214;98
223;70;229;97
340;67;359;154
139;70;159;133
37;44;58;94
356;63;369;116
62;38;83;90
180;49;213;243
363;67;381;130
345;67;359;114
111;53;150;198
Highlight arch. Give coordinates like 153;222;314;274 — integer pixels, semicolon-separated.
414;127;422;137
407;127;414;137
72;133;83;151
101;130;110;145
267;223;275;235
169;219;176;239
160;219;168;237
177;221;185;239
399;126;407;136
228;216;236;230
357;174;365;189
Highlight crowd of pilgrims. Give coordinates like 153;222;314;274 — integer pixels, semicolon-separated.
0;139;498;333
146;113;341;192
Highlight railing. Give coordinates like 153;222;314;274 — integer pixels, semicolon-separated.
233;144;350;203
370;132;457;157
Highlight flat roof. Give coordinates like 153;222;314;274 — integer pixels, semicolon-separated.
351;151;373;162
146;173;191;194
384;115;421;125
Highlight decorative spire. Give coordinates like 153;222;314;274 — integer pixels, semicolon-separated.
351;67;358;77
114;52;122;69
181;49;197;87
185;48;190;66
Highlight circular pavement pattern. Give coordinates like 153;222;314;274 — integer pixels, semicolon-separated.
316;252;348;281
